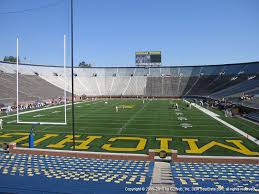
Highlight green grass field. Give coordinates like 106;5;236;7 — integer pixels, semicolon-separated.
0;99;258;156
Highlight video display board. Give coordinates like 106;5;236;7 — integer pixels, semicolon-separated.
135;51;161;66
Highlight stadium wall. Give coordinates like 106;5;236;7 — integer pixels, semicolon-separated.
7;143;259;164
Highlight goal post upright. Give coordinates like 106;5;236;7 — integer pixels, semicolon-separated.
16;35;68;125
16;37;19;123
64;34;67;124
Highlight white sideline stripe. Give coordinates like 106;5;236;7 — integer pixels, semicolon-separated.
190;101;259;146
0;101;96;119
183;99;219;117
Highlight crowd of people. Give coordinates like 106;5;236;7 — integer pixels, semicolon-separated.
0;97;67;115
240;94;254;101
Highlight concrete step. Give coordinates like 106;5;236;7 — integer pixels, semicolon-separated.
149;162;177;193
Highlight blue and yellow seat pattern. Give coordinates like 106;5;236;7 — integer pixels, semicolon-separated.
0;153;154;194
171;162;258;193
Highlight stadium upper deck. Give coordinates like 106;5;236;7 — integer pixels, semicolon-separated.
1;60;259;76
0;61;258;108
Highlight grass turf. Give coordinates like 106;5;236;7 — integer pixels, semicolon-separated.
0;99;258;156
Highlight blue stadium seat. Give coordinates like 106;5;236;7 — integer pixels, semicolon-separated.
171;162;258;193
0;153;154;194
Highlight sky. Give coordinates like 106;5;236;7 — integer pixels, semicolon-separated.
0;0;259;67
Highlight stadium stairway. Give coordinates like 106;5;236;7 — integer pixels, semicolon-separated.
0;152;154;194
148;162;177;194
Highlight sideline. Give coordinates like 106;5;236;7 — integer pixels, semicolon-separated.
185;100;259;146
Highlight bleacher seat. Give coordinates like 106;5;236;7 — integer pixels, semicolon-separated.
171;162;258;193
1;61;259;109
244;112;259;123
0;152;153;194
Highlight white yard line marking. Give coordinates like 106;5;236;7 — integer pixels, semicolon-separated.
0;101;99;119
117;101;151;134
191;101;259;145
7;120;16;124
180;123;192;128
33;114;45;118
177;117;188;121
40;126;52;131
75;100;117;121
233;117;259;131
52;111;61;114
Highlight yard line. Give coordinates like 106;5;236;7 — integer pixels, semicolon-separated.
230;117;259;131
37;126;52;133
75;100;123;121
117;100;151;134
33;114;45;118
0;100;102;119
52;111;61;114
6;120;16;124
191;101;259;145
23;100;118;130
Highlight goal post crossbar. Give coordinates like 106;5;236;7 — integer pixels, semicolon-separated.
17;121;68;126
16;35;68;126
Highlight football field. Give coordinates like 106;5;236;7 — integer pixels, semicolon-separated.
0;99;258;156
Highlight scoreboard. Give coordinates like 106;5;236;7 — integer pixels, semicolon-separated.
135;51;161;66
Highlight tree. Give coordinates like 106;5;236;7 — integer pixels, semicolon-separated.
3;56;19;63
78;61;92;68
